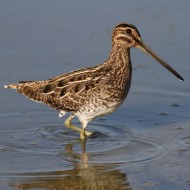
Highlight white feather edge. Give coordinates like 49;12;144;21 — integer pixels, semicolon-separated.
59;110;66;117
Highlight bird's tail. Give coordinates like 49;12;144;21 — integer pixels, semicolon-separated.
4;81;34;89
4;84;19;89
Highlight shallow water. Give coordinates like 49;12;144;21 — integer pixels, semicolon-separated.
0;1;190;190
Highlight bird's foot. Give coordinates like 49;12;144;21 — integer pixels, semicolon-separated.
65;115;93;140
80;129;93;140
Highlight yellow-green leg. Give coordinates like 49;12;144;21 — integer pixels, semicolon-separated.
65;115;93;140
80;128;86;141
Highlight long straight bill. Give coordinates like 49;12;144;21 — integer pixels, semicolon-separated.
138;41;184;81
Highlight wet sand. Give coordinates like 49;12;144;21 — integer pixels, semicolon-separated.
0;1;190;189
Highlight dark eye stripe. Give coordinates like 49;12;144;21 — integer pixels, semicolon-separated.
117;36;131;43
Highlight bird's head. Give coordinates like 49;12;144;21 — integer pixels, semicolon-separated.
112;23;184;81
112;23;142;48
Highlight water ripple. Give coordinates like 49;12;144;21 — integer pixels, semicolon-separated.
35;120;168;164
1;111;190;175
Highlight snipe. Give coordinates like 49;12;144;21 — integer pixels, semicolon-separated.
4;23;184;140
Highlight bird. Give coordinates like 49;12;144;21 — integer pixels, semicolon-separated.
4;23;184;140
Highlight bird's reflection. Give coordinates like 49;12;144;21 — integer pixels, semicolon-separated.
10;140;132;190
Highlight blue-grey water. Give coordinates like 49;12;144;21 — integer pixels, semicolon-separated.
0;1;190;189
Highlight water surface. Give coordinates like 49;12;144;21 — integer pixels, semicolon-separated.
0;1;190;189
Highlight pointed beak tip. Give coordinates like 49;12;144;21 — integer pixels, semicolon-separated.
176;74;184;81
138;41;184;82
179;77;184;81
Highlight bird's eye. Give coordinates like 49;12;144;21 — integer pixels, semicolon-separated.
125;29;132;35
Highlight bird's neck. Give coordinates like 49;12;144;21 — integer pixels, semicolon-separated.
101;43;132;100
106;43;132;74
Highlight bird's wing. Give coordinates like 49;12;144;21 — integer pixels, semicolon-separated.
15;64;112;111
40;65;106;111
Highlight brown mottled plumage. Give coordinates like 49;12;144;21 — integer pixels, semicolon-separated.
4;23;183;140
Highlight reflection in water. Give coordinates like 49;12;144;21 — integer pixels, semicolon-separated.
10;141;132;190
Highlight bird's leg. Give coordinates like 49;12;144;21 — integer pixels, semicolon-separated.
80;128;86;141
65;115;93;139
65;115;82;133
80;121;93;140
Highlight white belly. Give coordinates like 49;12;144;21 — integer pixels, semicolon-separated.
75;100;120;125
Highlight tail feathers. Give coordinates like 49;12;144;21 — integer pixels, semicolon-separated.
4;81;34;89
4;84;19;89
